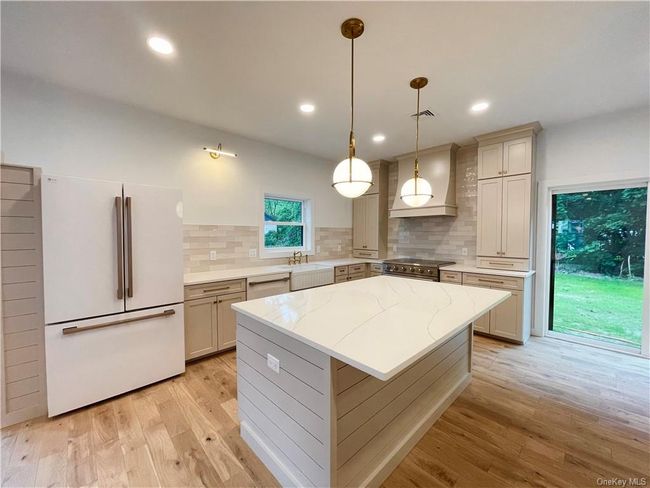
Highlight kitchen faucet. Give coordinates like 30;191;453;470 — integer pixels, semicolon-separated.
288;250;308;265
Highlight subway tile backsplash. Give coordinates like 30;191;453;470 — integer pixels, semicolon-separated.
183;225;352;273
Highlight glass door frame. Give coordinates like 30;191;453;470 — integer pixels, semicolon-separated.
535;175;650;358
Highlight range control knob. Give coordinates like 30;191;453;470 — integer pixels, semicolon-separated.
418;268;424;273
427;269;433;274
400;266;406;272
408;267;414;272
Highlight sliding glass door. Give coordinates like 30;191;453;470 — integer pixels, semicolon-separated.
549;186;647;352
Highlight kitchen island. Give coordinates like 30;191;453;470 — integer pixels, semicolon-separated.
232;276;510;488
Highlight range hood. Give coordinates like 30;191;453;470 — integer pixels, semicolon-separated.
390;143;459;218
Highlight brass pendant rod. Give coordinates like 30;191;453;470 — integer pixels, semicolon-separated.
348;37;355;181
414;86;421;193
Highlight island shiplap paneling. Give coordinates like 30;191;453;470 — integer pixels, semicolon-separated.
1;164;47;427
236;313;334;488
337;327;471;487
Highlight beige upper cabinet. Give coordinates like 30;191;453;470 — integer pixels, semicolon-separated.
479;137;533;180
352;160;388;259
503;137;532;176
477;179;503;257
477;143;503;179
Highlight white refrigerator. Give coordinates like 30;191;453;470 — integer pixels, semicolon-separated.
41;175;185;416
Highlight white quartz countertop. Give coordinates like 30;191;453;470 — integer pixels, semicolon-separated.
232;275;510;381
440;264;536;278
184;258;383;286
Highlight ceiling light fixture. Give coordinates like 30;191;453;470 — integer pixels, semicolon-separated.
203;144;237;159
372;134;386;143
300;103;315;113
332;18;373;199
147;36;174;55
470;101;490;113
400;77;434;208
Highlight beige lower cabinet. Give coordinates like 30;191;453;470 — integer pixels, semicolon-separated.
335;264;368;283
441;270;531;343
184;280;246;360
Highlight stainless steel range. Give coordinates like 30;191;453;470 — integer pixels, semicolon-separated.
382;258;455;281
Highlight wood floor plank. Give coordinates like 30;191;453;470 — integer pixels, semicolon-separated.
1;336;648;488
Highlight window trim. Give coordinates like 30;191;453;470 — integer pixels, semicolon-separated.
260;194;314;259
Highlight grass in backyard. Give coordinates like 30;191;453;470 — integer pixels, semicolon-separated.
552;271;644;348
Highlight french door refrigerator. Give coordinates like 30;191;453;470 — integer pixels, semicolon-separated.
41;175;185;416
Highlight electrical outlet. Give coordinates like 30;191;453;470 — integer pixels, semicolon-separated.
461;248;468;256
316;245;321;254
209;250;217;261
249;248;257;258
393;245;397;252
267;353;280;374
337;244;342;252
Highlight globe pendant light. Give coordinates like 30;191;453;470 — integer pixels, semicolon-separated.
400;77;434;207
332;18;373;198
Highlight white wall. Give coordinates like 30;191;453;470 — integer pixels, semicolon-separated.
0;71;351;227
537;106;649;182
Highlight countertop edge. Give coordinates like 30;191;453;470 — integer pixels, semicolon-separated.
231;287;511;381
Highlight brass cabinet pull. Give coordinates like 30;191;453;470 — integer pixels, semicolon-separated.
115;196;124;300
125;196;134;298
203;286;230;293
248;277;290;286
488;262;514;266
62;309;175;335
477;278;505;285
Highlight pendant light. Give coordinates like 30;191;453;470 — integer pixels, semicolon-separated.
332;18;373;198
400;77;434;207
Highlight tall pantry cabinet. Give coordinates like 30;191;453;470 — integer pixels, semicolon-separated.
475;123;541;271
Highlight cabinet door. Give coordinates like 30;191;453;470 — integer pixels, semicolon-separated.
217;292;246;350
474;312;490;333
477;179;503;256
364;194;379;251
489;290;522;341
352;197;366;250
184;297;218;360
502;175;531;259
477;143;503;179
503;137;532;176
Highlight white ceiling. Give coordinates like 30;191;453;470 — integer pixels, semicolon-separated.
2;1;648;161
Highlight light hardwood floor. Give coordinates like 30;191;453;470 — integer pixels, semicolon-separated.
2;335;649;487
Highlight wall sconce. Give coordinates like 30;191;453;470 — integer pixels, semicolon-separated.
203;144;238;159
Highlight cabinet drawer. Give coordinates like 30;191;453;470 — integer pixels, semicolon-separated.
348;263;367;274
335;266;349;276
353;249;379;259
184;279;246;299
476;256;529;271
335;275;348;284
440;271;461;283
462;273;523;291
348;272;366;281
369;263;383;274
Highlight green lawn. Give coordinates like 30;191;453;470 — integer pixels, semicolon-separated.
552;272;645;348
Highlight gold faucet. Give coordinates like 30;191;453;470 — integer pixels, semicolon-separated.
288;250;304;265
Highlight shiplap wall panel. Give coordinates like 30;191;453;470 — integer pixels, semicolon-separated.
1;164;47;427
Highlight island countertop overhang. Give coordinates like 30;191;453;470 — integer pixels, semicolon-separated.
232;275;510;381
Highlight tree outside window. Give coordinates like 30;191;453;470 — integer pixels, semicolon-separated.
264;197;305;249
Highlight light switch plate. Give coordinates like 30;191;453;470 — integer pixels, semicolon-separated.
337;245;342;252
249;248;257;258
267;353;280;374
209;250;217;261
316;245;321;254
461;248;468;256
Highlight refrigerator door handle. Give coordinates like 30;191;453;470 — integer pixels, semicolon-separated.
61;309;176;335
115;196;124;300
125;196;134;298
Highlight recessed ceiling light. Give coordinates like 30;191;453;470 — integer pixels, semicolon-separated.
147;36;174;55
372;134;386;143
470;101;490;113
299;103;315;113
